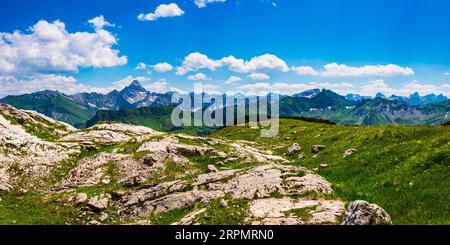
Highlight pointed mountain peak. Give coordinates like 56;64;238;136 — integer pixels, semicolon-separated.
375;92;386;98
120;80;147;94
127;80;145;90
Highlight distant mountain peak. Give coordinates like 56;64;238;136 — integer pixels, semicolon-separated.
124;80;146;92
293;88;321;98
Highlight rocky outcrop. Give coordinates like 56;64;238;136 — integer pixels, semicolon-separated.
342;200;392;225
229;142;288;163
0;106;79;190
87;194;110;210
117;164;334;220
249;198;345;225
57;152;169;189
59;123;162;144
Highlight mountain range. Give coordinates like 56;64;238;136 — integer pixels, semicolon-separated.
0;80;449;128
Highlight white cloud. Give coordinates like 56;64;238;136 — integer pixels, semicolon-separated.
0;17;127;75
444;72;450;76
356;79;450;96
224;76;242;84
249;72;270;80
202;84;222;94
112;75;151;90
220;54;289;73
176;52;222;75
291;66;319;75
236;82;355;96
88;15;114;31
321;63;414;77
138;3;185;21
152;62;174;72
176;52;289;75
144;81;171;93
0;74;111;97
194;0;226;8
135;62;147;70
188;72;211;81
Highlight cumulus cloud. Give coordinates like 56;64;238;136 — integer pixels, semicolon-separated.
176;52;222;75
291;66;319;76
220;54;289;73
0;17;127;75
135;62;147;70
176;52;289;75
88;15;115;31
224;76;242;84
320;63;414;77
138;3;184;21
144;81;171;93
194;0;226;8
0;75;111;97
187;72;211;81
202;84;222;94
152;62;174;72
249;72;270;81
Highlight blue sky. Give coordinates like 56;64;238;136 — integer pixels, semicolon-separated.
1;0;450;97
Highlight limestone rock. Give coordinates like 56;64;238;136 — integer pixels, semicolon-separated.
287;143;301;156
58;152;163;189
87;194;109;210
75;193;88;205
311;145;326;153
343;148;357;158
173;208;207;225
342;200;392;225
117;164;334;220
249;198;345;225
207;165;219;173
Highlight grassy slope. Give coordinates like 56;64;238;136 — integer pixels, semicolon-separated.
1;95;96;127
210;118;450;224
86;106;216;136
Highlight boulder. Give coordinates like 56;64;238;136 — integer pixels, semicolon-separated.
342;200;392;225
87;194;109;210
343;148;357;158
311;145;326;153
75;193;88;205
287;143;301;156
